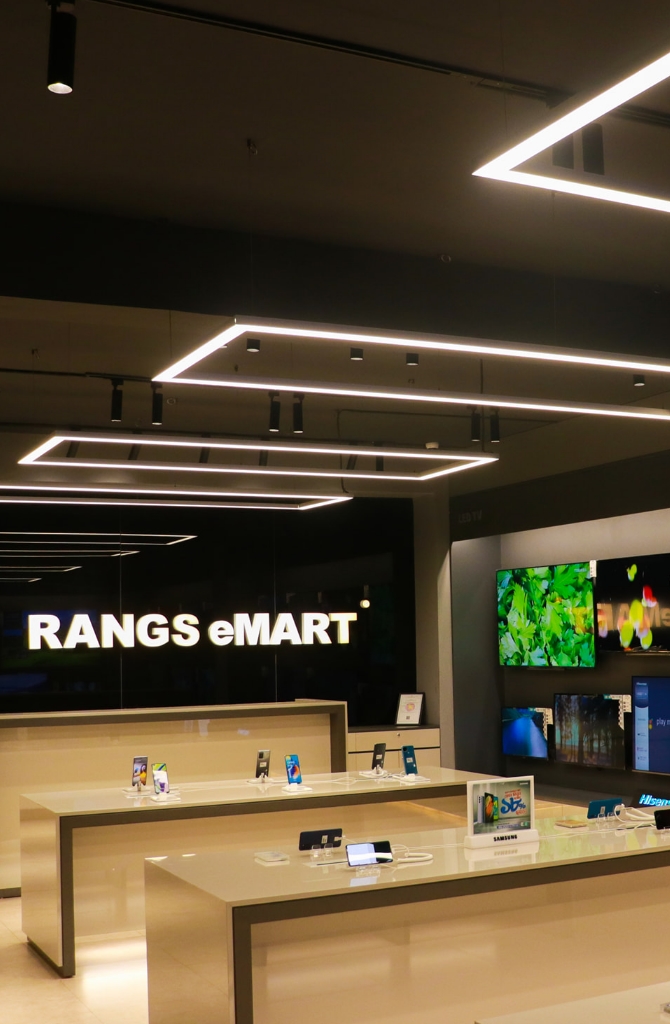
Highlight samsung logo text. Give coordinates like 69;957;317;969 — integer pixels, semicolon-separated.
27;611;357;650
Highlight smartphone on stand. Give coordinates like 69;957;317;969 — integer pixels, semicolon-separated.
255;749;271;779
401;745;418;776
151;762;170;795
285;754;302;785
346;840;393;866
371;743;386;771
132;756;148;788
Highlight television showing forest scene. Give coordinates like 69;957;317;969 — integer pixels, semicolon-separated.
497;563;595;668
554;694;626;769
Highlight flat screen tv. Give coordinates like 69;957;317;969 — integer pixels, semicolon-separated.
554;693;626;769
497;563;595;668
501;707;551;759
595;553;670;653
633;677;670;774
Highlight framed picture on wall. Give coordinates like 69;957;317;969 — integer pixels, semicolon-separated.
396;693;424;726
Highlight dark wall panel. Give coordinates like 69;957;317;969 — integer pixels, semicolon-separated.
0;497;415;725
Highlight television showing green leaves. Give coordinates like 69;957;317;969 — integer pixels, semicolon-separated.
497;563;595;668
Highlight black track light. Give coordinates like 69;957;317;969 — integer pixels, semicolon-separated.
350;347;363;361
634;374;646;387
375;455;384;472
47;2;77;95
151;385;163;425
470;408;481;442
247;338;261;353
259;450;268;466
346;454;357;471
110;380;123;422
268;392;281;433
293;394;304;434
128;444;141;461
406;352;419;366
490;412;500;443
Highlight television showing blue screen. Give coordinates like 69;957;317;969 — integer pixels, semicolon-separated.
633;677;670;774
501;707;550;759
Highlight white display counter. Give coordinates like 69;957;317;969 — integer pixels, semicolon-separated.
144;818;670;1024
20;764;486;977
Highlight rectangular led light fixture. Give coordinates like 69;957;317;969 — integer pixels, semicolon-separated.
19;432;498;482
473;46;670;213
152;315;670;379
155;370;670;424
0;483;350;512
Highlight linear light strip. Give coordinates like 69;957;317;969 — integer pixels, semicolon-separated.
31;455;495;482
0;483;350;511
153;316;670;378
0;496;339;512
20;432;488;464
0;529;195;542
0;566;81;571
473;47;670;212
168;373;670;422
0;549;139;555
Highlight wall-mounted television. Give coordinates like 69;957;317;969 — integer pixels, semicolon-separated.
554;693;627;769
497;563;595;668
501;707;552;759
596;554;670;653
633;677;670;774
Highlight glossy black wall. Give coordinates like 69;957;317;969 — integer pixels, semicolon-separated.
0;497;415;725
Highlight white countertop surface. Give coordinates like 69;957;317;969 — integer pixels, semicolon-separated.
475;981;670;1023
148;815;670;908
21;766;488;816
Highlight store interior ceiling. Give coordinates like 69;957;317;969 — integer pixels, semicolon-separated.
3;1;670;505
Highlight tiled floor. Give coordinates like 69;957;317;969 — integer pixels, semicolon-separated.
0;897;148;1024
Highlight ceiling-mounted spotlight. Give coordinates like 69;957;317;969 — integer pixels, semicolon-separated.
375;454;384;472
470;408;482;442
47;2;77;95
425;441;439;450
634;374;646;387
490;411;500;443
259;450;268;466
350;347;363;361
151;384;163;426
246;338;261;353
110;380;123;423
293;394;304;434
406;353;419;366
360;584;371;609
268;392;281;433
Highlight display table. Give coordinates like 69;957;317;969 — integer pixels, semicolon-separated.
0;698;347;895
144;819;670;1024
20;765;487;977
476;981;670;1024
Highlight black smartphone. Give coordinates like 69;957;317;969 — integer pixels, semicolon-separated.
371;743;386;770
346;840;393;867
654;808;670;830
255;749;271;778
401;745;418;775
298;828;343;851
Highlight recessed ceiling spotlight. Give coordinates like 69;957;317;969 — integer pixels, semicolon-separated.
425;441;439;449
246;338;261;353
47;2;76;95
350;347;363;361
406;353;419;366
634;374;646;387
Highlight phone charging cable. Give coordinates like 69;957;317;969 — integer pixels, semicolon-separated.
391;844;434;865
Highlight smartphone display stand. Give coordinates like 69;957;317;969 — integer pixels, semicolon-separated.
282;782;313;794
393;772;430;783
359;766;389;779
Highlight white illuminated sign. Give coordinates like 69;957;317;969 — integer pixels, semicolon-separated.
26;611;357;650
